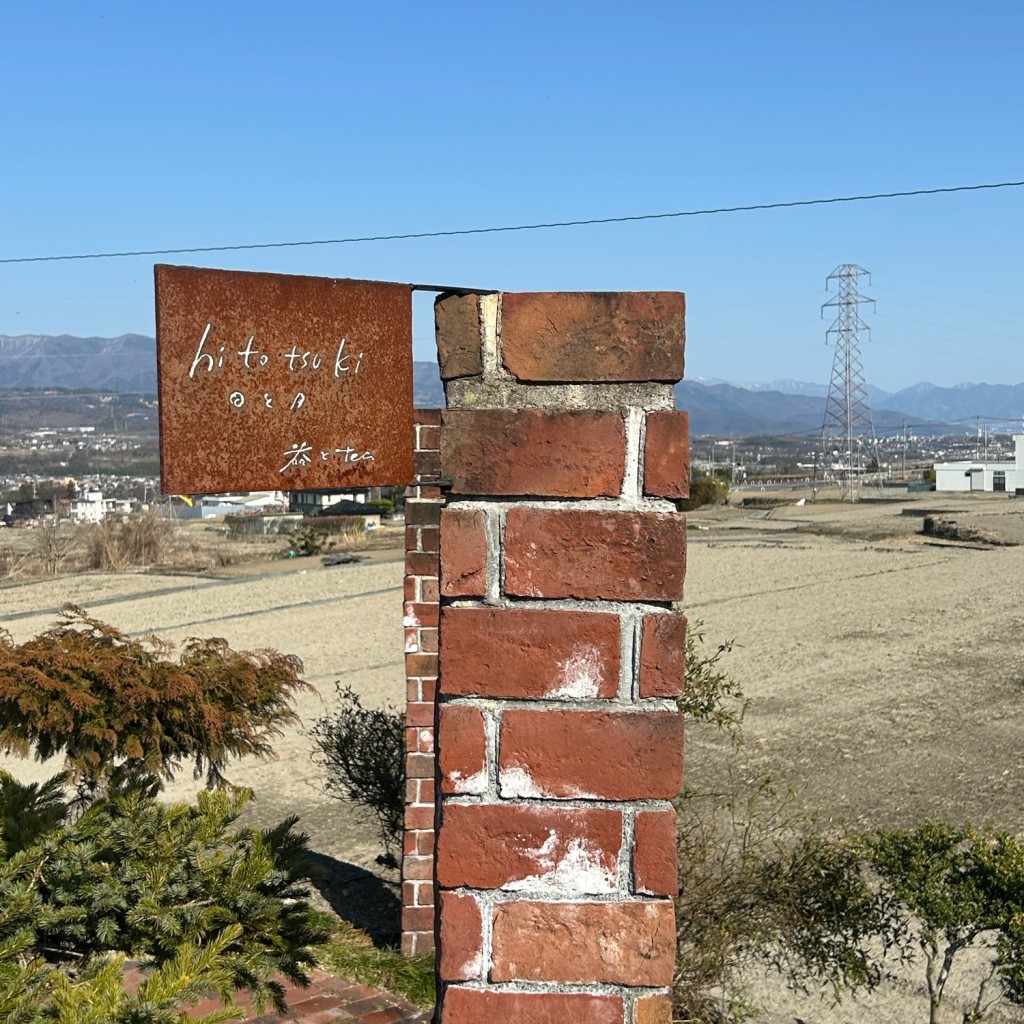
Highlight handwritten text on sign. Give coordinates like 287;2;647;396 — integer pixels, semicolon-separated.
155;266;414;494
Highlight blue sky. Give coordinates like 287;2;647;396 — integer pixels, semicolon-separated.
1;1;1022;390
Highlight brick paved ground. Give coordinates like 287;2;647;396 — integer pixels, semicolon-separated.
123;966;433;1024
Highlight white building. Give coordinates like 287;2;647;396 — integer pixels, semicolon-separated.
189;491;288;519
70;489;134;522
935;434;1024;493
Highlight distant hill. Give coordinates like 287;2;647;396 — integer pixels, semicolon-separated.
0;334;156;392
4;334;1022;436
874;382;1024;423
0;334;446;407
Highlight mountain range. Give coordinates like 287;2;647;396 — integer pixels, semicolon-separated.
2;334;1021;437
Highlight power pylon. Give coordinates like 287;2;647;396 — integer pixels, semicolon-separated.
820;264;878;500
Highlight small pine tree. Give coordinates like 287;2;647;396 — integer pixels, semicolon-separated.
0;774;329;1020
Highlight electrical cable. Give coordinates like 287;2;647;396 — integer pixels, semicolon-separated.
2;179;1023;265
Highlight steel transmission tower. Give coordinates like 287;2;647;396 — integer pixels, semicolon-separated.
820;264;878;499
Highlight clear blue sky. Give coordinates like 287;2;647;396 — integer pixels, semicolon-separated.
2;1;1022;390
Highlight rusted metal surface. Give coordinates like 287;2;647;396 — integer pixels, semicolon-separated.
155;265;414;494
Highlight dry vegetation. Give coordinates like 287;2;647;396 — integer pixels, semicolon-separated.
0;514;407;581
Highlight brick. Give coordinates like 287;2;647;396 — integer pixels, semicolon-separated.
414;407;442;426
644;409;690;498
404;601;439;629
435;293;483;379
415;448;441;478
418;424;440;450
403;854;433;880
420;628;438;653
404;576;417;601
404;805;435;830
405;525;419;551
405;550;439;576
402;905;434;931
405;501;442;527
437;704;487;795
406;701;433;728
504;508;686;601
405;725;431;753
633;809;678;896
438;891;483;981
439;508;487;597
440;606;620;700
441;409;625;497
633;995;673;1024
442;989;624;1024
420;526;440;553
405;652;438;678
404;930;433;955
490;900;675;985
501;291;685;383
437;804;621;892
407;752;434;779
421;577;439;603
499;710;683;800
639;613;687;698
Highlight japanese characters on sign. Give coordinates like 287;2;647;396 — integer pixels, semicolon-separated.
155;265;414;494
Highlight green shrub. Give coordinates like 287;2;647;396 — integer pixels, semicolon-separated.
862;822;1024;1024
309;685;405;868
674;621;901;1021
364;498;393;520
316;919;435;1009
680;472;730;511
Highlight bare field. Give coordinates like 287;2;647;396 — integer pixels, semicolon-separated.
687;492;1024;833
2;493;1024;1017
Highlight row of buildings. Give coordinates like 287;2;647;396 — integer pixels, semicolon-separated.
3;487;382;528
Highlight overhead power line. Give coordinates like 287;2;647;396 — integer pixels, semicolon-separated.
2;179;1023;265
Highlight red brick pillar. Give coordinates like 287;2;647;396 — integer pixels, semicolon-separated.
433;292;689;1024
401;409;443;955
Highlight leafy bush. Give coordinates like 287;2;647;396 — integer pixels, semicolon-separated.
0;606;310;792
288;526;325;557
862;821;1024;1024
674;620;902;1021
680;472;730;511
309;685;405;867
0;773;328;1021
364;499;393;520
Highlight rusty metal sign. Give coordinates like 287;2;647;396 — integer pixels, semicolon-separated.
155;265;414;494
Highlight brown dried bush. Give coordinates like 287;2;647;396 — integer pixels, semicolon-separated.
85;511;170;570
0;605;311;791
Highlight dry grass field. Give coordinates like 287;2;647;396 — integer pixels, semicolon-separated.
2;493;1023;1020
